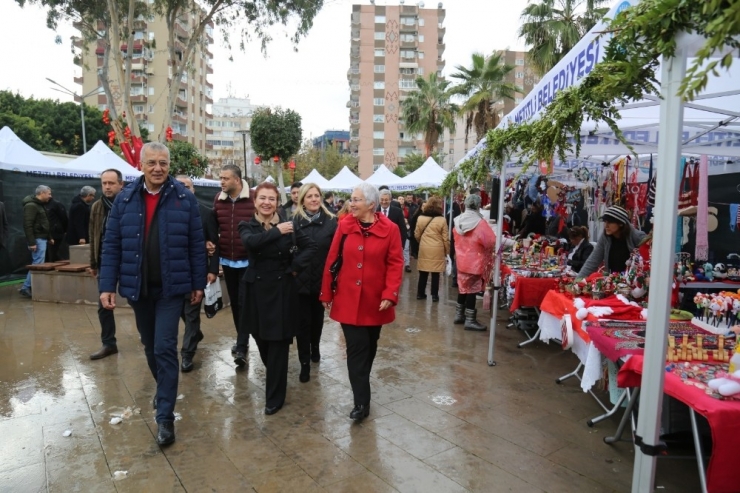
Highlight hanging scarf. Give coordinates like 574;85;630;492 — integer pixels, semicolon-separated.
730;204;739;232
101;195;115;234
675;158;685;253
695;155;709;261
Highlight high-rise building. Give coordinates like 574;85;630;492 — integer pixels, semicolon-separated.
348;3;446;178
441;50;539;170
72;11;215;153
313;130;350;153
205;97;255;179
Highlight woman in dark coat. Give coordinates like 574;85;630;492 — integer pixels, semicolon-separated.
234;182;316;415
293;183;337;382
566;226;594;273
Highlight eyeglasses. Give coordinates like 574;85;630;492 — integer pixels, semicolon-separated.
349;197;365;203
143;160;170;168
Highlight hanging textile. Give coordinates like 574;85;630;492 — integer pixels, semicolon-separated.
730;204;739;232
675;158;686;252
695;155;709;261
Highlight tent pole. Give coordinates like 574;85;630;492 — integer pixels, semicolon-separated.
631;39;688;493
487;165;507;366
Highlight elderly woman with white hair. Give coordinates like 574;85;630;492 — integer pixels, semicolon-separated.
320;183;403;422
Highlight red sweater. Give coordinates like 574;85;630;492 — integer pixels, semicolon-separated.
143;191;159;238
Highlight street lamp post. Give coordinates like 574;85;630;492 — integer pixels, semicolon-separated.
236;129;250;186
46;78;102;153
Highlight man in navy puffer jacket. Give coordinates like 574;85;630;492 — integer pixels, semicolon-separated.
99;142;206;446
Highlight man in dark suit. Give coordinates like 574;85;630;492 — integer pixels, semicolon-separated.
377;189;406;255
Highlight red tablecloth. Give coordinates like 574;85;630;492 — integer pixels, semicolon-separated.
509;277;560;312
619;356;740;493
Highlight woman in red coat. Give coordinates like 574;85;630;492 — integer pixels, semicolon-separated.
320;182;403;422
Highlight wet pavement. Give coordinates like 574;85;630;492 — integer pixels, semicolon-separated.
0;271;701;492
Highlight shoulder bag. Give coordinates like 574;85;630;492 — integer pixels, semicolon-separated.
328;234;348;292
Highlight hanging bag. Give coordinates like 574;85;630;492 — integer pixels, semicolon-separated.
678;158;697;209
204;278;224;318
328;234;348;292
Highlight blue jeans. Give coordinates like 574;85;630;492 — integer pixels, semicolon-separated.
129;286;183;423
23;239;47;290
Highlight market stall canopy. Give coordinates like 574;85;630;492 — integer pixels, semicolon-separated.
400;157;448;188
263;175;275;183
65;140;143;182
299;169;331;189
325;166;363;192
0;126;72;172
364;164;414;191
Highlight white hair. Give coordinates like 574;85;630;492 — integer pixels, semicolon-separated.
141;142;170;161
353;183;380;209
379;189;393;199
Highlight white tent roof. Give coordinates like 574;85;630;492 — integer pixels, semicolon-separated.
400;157;448;188
263;175;275;183
364;164;415;191
300;169;331;189
0;126;72;172
65;140;143;182
325;166;363;192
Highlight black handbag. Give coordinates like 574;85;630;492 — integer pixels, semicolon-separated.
328;234;348;292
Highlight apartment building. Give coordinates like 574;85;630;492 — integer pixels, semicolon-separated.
205;97;255;179
441;50;539;170
73;10;215;153
348;2;446;178
313;130;350;153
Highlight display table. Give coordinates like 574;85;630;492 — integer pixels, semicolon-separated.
509;277;560;312
618;356;740;493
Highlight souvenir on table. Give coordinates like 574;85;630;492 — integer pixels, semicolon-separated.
693;291;740;330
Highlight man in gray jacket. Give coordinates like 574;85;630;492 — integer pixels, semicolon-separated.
577;205;646;278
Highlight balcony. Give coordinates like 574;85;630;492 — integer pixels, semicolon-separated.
438;42;446;53
172;113;187;124
351;13;360;25
205;142;214;150
438;24;446;36
176;95;188;108
131;75;147;84
399;20;416;31
400;40;417;49
347;67;360;77
130;94;147;103
205;127;213;135
133;19;147;30
172;132;188;142
174;21;188;39
349;118;360;126
205;111;213;119
205;79;213;89
205;92;213;103
134;113;147;121
350;84;360;92
206;63;213;74
74;76;84;85
351;49;359;59
347;100;359;108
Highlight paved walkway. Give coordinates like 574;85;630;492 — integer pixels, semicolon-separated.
0;273;700;492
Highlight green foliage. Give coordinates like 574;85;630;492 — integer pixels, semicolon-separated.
400;73;459;157
449;52;521;143
167;140;209;177
445;0;740;194
0;90;109;155
250;107;303;162
519;0;610;76
294;140;358;182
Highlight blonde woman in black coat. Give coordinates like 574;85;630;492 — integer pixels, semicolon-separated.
292;183;338;382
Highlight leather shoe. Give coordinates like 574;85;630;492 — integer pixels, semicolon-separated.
231;344;238;355
299;363;310;383
432;295;439;302
152;395;157;410
416;294;427;300
350;404;370;421
181;357;194;373
234;352;247;367
405;265;412;273
310;344;320;363
156;421;175;446
90;346;118;360
264;405;282;415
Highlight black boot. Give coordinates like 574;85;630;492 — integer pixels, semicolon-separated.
156;421;175;445
350;404;370;421
453;303;465;324
464;309;486;331
311;344;320;363
299;362;310;383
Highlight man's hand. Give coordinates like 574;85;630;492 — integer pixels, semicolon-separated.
207;273;217;284
50;239;55;245
79;239;86;245
87;268;98;279
190;290;204;305
206;241;216;256
100;292;116;310
28;244;37;252
276;222;293;235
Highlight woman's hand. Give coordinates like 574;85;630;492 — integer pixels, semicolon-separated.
322;301;331;310
379;299;394;311
276;222;294;235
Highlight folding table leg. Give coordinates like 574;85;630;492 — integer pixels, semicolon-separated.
689;409;709;493
517;326;541;348
604;388;640;444
555;362;583;384
587;387;629;427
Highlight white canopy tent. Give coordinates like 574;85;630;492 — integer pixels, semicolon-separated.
299;169;331;189
324;166;363;192
400;157;449;188
65;140;143;182
364;164;415;191
0;126;80;174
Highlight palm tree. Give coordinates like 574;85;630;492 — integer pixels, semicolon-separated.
519;0;610;76
400;72;459;158
449;51;521;144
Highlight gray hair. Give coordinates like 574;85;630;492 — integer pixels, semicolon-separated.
353;183;380;209
464;194;482;210
379;189;393;199
141;141;170;161
80;186;96;197
35;185;50;196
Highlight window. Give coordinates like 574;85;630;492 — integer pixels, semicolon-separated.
373;148;384;155
149;87;155;95
516;72;524;79
374;32;385;40
373;98;385;106
400;34;415;42
417;51;424;59
418;34;424;42
133;104;144;113
399;79;416;89
418;18;425;26
418;67;424;75
400;16;415;26
373;164;381;172
400;50;415;58
374;81;385;89
148;104;154;113
98;104;107;111
147;123;155;132
374;65;385;73
515;97;523;103
515;59;525;65
373;114;384;123
374;49;385;57
375;15;385;23
130;86;144;95
373;131;385;139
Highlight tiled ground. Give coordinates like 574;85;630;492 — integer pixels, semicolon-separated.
0;271;702;492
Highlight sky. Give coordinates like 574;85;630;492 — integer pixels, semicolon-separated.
0;0;530;139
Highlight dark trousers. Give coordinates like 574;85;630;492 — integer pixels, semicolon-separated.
222;265;247;337
98;299;117;348
181;295;203;358
417;271;440;297
129;287;182;423
341;324;381;406
457;292;477;309
296;294;325;364
46;240;64;262
253;333;290;409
